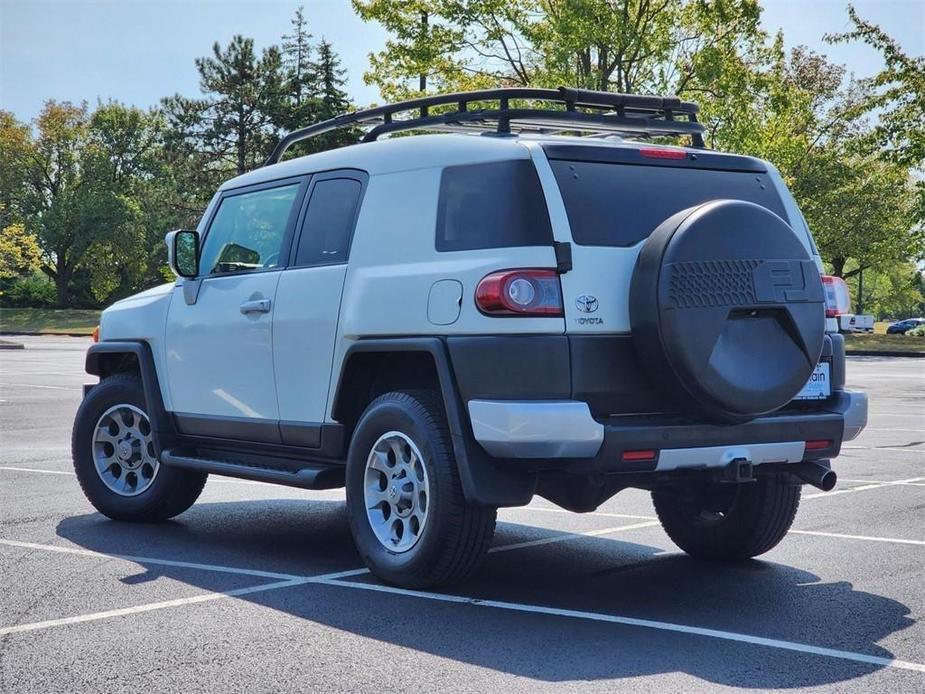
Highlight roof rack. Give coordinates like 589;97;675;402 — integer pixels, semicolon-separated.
264;86;705;165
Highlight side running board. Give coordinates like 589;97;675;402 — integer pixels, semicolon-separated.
160;450;345;490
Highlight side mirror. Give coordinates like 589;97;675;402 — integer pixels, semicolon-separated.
165;229;199;279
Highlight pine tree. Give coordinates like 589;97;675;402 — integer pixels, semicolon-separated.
315;39;351;120
310;38;356;151
163;35;285;175
281;6;316;116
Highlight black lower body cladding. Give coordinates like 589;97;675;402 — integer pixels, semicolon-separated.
446;333;843;420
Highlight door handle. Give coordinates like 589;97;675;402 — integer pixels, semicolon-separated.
240;298;271;314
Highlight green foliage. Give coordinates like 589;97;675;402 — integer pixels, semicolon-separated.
163;35;286;177
0;223;41;281
907;324;925;337
352;0;765;98
0;101;190;307
826;4;925;168
1;273;56;308
845;263;925;320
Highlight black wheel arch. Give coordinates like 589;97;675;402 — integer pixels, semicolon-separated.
333;338;535;507
86;341;178;457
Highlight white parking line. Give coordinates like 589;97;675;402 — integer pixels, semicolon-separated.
318;578;925;674
803;476;925;500
0;382;78;391
2;538;923;673
0;578;312;637
509;508;924;548
790;530;925;546
0;538;342;581
843;445;925;456
0;466;73;475
0;465;307;488
840;478;925;487
863;427;925;433
489;521;660;552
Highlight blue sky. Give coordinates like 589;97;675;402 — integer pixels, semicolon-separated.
1;0;922;123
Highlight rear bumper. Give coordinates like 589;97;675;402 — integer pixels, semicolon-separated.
468;390;867;473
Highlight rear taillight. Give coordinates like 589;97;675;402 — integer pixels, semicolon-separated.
476;269;563;316
821;275;851;318
622;449;658;463
805;439;832;451
639;147;687;160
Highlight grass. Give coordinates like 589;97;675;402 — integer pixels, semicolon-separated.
0;308;100;335
843;332;925;354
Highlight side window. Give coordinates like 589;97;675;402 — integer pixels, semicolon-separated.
435;160;553;252
199;183;300;275
294;178;363;266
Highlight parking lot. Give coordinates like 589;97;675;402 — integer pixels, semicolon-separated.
0;335;922;693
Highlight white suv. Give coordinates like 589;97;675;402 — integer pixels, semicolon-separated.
73;88;868;588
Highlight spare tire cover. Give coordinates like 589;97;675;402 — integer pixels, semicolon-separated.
629;199;825;422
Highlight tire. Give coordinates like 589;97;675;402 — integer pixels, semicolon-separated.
72;373;207;521
652;474;800;559
346;390;496;588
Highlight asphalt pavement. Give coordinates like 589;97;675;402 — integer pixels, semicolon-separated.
1;335;923;693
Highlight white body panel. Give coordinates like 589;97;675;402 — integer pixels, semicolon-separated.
98;282;176;409
273;265;347;424
164;273;281;420
527;141;639;334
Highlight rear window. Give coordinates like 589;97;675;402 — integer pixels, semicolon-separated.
550;160;788;247
436;160;553;251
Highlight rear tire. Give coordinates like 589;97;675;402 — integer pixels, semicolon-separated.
652;474;800;559
346;390;496;588
72;373;207;521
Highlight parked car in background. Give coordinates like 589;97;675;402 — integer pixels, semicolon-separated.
838;314;875;333
886;318;925;334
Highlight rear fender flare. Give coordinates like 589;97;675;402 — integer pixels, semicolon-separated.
334;338;535;507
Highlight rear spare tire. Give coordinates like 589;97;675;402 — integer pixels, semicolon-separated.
630;199;825;422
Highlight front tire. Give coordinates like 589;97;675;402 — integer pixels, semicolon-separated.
652;474;800;559
346;390;496;588
72;373;207;521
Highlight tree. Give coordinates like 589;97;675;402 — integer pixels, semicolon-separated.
163;35;285;176
0;222;41;281
352;0;765;99
9;102;176;307
282;6;316;110
797;152;922;279
826;4;925;169
293;38;357;154
353;1;466;100
0;112;33;229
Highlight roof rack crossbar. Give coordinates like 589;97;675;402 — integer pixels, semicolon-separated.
265;86;705;165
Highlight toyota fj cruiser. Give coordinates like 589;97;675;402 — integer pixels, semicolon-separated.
73;87;868;588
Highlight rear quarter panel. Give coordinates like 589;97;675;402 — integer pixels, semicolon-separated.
327;164;564;419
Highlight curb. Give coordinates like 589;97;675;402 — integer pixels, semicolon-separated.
846;350;924;358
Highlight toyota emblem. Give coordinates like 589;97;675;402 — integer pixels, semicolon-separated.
575;295;599;313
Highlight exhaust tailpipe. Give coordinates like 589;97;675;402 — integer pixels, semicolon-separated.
793;460;837;492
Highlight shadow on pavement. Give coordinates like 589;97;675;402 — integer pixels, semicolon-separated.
56;498;913;688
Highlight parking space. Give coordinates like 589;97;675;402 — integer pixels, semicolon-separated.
1;336;923;692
